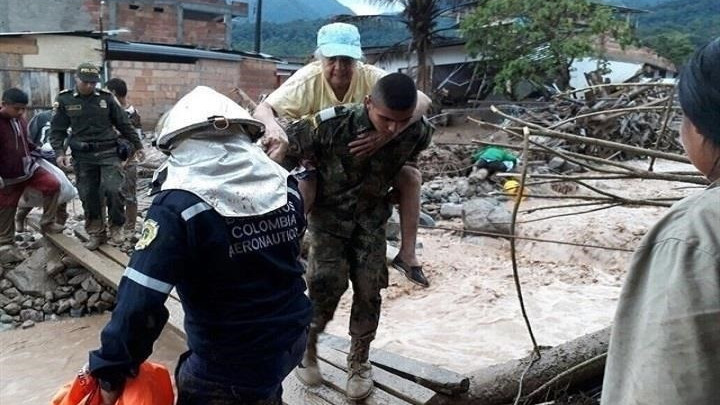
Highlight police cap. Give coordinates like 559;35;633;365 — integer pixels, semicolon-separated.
76;62;101;82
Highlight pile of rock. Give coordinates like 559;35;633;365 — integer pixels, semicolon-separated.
0;242;116;331
421;170;499;215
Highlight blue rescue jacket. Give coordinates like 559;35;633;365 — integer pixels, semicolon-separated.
88;178;312;388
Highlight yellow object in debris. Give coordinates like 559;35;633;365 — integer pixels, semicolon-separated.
504;179;521;194
504;179;529;201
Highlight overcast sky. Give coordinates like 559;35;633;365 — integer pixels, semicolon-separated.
335;0;402;15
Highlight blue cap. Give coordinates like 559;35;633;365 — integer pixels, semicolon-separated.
316;23;362;60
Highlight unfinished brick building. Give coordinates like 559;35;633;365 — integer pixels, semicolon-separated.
0;0;278;127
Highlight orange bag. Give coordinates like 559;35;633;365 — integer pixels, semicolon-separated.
52;361;174;405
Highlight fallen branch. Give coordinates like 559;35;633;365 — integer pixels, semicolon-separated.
490;106;690;164
429;327;612;405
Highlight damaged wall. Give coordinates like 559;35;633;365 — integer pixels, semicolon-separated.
0;34;101;111
0;0;248;49
108;57;276;130
108;0;246;49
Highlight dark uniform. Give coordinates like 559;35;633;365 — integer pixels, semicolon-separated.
88;179;312;404
285;103;432;362
48;87;142;237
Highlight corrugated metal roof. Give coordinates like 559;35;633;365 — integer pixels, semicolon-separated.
0;30;101;38
106;40;283;63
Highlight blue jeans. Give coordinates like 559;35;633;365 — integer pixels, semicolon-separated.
175;330;307;405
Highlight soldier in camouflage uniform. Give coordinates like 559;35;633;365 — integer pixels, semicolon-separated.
49;63;143;250
106;78;143;236
283;73;433;400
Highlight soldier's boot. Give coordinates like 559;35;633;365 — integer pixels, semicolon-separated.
346;339;373;400
83;234;106;251
41;223;65;234
83;219;106;250
124;203;138;233
108;226;125;245
295;328;322;386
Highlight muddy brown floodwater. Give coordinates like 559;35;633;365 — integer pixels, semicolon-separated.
0;314;185;404
0;152;698;403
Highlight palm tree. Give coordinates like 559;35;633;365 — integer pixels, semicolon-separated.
336;1;479;94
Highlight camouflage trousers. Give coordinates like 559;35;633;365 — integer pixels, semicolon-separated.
306;225;389;349
73;160;125;236
120;163;138;205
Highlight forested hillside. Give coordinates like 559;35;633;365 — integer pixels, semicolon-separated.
232;0;719;63
241;0;352;23
637;0;720;66
232;18;409;57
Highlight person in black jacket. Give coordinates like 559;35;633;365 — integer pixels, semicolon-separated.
87;86;312;405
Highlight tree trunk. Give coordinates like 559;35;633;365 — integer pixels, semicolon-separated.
416;44;431;94
429;327;611;405
557;63;572;91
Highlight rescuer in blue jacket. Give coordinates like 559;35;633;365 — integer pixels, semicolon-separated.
87;86;312;405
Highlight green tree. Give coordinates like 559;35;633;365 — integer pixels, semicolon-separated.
643;31;695;68
461;0;634;96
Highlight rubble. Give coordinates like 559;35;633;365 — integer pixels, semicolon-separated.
0;245;117;330
495;83;683;159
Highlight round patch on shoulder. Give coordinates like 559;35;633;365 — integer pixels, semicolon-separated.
135;219;159;250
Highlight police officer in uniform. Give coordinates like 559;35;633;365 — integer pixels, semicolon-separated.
49;63;143;250
283;73;433;400
87;87;311;405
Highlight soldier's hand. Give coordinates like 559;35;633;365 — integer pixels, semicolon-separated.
261;122;289;163
56;155;72;169
348;131;389;157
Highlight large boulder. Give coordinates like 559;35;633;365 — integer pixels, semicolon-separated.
4;247;58;297
462;198;512;235
440;203;464;219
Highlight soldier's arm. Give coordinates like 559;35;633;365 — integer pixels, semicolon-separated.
48;98;71;156
89;194;185;393
282;117;318;171
109;96;142;151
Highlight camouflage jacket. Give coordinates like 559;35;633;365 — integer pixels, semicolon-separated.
285;104;433;237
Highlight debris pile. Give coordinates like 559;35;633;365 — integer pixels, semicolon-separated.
495;83;683;159
417;144;475;182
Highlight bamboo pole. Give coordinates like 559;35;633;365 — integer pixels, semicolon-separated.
557;82;674;97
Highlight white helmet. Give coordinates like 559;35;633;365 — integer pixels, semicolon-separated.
155;86;264;154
